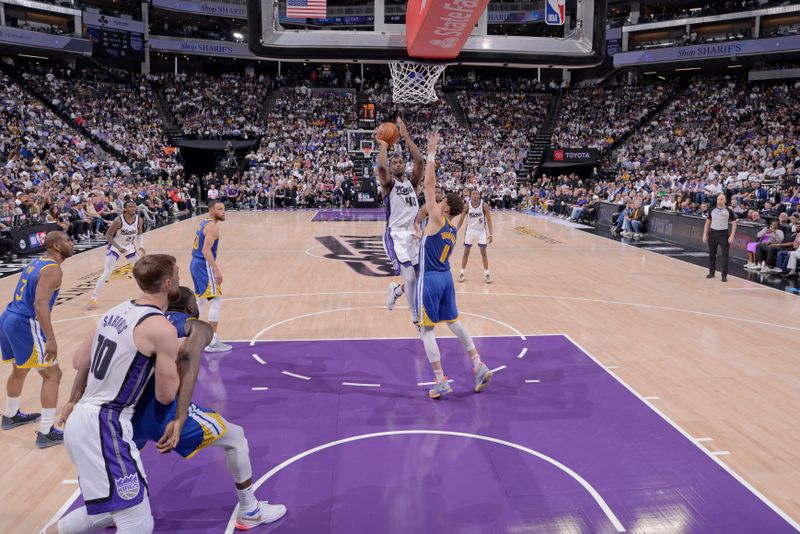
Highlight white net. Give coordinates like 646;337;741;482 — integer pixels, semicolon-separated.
389;61;447;104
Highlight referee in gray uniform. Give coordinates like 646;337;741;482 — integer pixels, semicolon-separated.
703;193;738;282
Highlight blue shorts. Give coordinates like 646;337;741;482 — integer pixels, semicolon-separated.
416;270;459;327
132;380;226;459
190;257;221;299
0;311;51;369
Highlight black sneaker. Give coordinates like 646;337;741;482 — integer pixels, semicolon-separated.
1;410;41;430
706;273;715;279
36;427;64;449
721;276;728;282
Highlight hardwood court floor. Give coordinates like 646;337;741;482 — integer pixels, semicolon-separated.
0;209;798;532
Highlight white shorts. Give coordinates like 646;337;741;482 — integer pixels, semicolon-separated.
464;227;488;247
65;403;149;515
383;227;420;275
106;244;138;262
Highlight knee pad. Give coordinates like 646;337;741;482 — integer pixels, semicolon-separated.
112;500;153;534
217;421;248;451
400;265;417;287
420;327;441;364
446;321;476;352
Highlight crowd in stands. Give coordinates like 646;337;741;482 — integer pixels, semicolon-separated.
153;22;245;43
5;58;800;277
631;28;753;51
442;73;562;93
230;86;358;207
9;20;71;36
768;23;800;37
615;76;800;198
19;63;182;176
633;0;761;25
158;72;273;138
530;75;800;269
0;66;197;262
216;80;549;210
552;78;677;150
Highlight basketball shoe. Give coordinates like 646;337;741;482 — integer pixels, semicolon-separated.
2;410;40;430
474;364;493;393
429;380;453;399
205;340;232;353
36;427;64;449
386;282;402;310
235;501;287;530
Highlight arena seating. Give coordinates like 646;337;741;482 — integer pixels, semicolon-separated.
3;60;800;249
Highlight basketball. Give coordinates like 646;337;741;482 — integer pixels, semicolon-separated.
376;122;401;146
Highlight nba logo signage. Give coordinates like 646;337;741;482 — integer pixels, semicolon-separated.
553;150;565;161
545;0;565;25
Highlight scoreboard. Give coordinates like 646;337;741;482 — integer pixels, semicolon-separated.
84;13;145;62
358;102;376;127
86;26;145;61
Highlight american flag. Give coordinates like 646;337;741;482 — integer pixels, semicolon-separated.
287;0;327;18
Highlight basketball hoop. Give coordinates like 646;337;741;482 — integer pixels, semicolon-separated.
389;61;447;104
359;139;374;159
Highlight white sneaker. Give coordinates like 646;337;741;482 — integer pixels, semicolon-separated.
386;282;401;311
760;265;769;274
744;263;760;270
235;501;287;530
457;272;465;283
484;273;492;284
770;267;783;274
204;341;232;353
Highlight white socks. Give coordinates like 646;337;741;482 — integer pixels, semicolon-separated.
211;333;219;346
40;408;56;433
5;396;19;418
237;485;258;514
471;353;483;369
433;369;445;384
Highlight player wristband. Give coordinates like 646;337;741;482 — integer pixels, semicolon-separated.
426;154;435;162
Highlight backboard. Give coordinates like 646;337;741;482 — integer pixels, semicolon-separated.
247;0;607;68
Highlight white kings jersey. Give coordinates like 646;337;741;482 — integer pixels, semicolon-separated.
115;214;139;249
467;199;486;232
78;301;165;417
385;179;419;229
